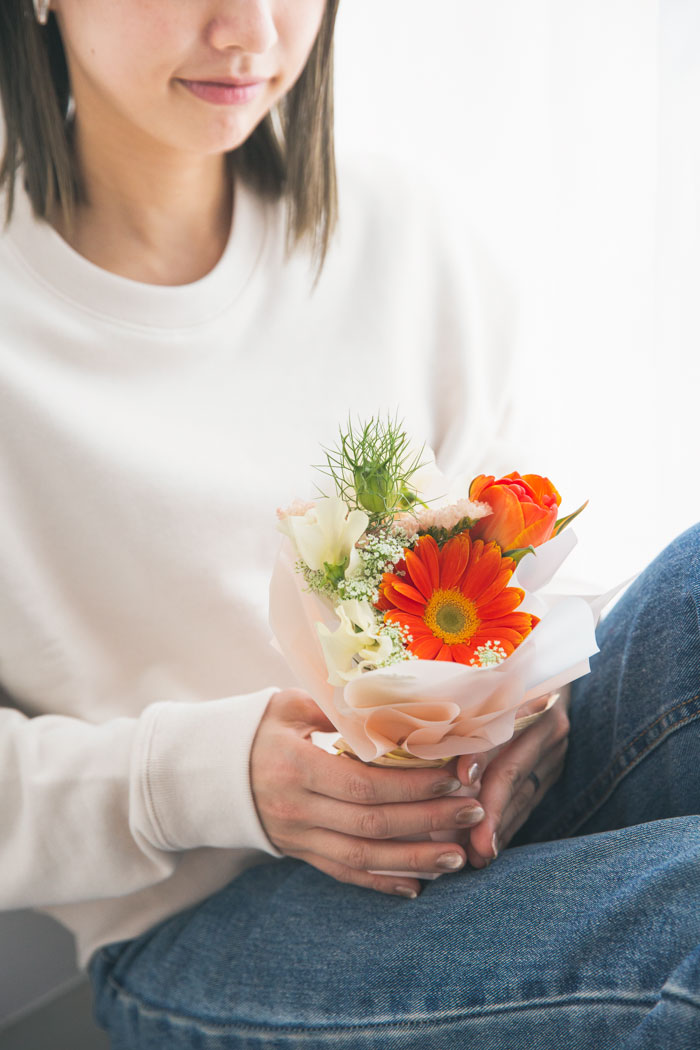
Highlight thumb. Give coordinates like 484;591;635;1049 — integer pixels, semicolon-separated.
274;688;337;735
456;753;481;786
301;703;337;736
456;743;504;786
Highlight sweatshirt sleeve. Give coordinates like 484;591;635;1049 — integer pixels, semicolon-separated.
0;687;281;911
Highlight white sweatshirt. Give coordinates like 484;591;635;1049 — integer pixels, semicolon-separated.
0;155;517;967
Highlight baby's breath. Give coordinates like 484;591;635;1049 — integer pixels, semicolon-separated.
375;621;415;668
297;523;413;614
298;561;337;600
338;528;411;604
469;641;508;668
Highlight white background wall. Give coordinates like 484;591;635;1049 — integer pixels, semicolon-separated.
334;0;699;587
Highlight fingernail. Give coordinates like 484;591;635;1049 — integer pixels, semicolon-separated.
467;762;481;785
491;832;499;859
455;805;485;826
394;886;418;899
436;851;465;871
432;777;461;796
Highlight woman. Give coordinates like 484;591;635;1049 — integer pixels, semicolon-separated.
0;2;698;1047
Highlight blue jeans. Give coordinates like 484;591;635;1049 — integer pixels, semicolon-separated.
89;525;700;1049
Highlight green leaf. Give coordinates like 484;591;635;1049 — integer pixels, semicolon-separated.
323;556;349;586
502;545;536;565
554;499;589;536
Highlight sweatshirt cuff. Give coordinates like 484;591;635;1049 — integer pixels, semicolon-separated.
132;688;282;858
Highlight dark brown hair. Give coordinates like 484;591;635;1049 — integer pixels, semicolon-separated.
0;0;341;277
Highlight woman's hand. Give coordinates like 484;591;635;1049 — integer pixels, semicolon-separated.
455;689;571;868
250;689;486;898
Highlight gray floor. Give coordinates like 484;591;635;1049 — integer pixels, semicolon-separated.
0;910;109;1048
0;978;109;1050
0;910;79;1019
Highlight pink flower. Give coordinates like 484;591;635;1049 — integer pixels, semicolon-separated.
392;499;491;539
276;499;316;520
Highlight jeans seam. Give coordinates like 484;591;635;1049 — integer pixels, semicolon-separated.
662;984;700;1011
100;971;658;1035
536;691;700;842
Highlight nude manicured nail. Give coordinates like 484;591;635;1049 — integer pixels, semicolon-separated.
467;762;481;785
436;851;465;871
432;777;461;796
394;886;418;899
491;832;499;859
455;805;485;826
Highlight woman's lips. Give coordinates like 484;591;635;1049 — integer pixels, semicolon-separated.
179;79;266;105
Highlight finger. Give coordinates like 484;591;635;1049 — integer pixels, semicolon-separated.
467;715;566;861
467;738;567;867
497;740;568;848
302;743;464;805
456;743;505;789
293;850;423;899
468;735;568;867
271;690;339;734
515;691;560;721
304;794;486;840
455;692;559;786
302;828;467;876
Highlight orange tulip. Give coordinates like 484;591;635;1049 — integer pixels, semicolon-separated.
468;472;561;552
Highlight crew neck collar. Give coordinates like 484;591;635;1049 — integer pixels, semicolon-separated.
5;174;269;330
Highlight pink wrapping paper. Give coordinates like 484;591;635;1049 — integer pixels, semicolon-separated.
270;530;613;763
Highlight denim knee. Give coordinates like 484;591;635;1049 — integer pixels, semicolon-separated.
598;521;699;650
640;521;700;598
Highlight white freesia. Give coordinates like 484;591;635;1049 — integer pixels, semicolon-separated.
338;598;381;633
277;497;368;575
317;600;394;686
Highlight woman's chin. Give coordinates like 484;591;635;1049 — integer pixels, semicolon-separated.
183;119;268;159
170;93;272;157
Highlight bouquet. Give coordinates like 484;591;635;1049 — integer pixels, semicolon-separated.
269;417;609;875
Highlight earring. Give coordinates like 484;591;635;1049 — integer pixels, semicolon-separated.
33;0;50;25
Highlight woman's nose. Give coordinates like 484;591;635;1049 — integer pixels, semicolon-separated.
206;1;279;54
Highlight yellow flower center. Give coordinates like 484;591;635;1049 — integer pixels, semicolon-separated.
424;588;480;644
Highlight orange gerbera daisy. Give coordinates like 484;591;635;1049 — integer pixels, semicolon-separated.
378;532;539;665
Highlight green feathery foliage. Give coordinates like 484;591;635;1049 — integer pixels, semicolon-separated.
318;415;425;528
